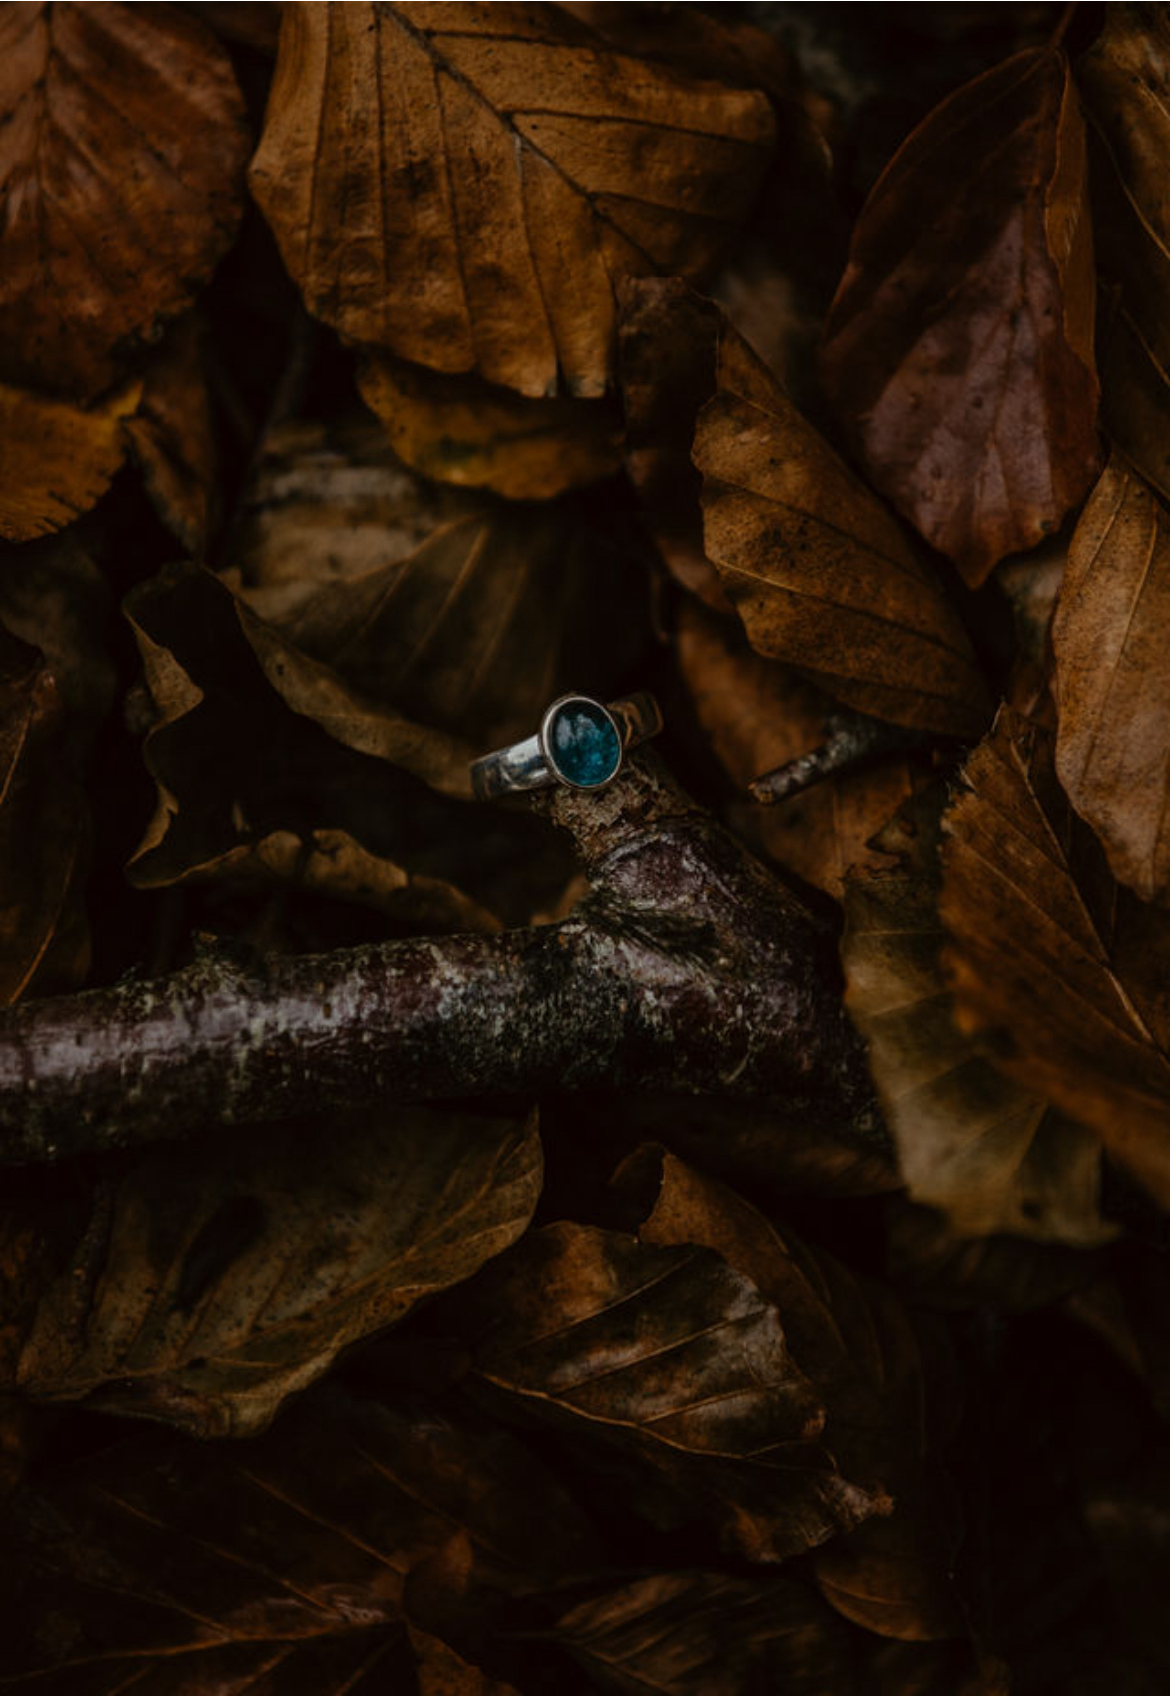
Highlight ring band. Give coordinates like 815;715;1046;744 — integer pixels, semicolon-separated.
471;692;663;801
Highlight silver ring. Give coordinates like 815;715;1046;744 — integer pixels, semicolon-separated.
471;691;663;801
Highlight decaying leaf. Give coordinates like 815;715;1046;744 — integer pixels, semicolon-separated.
676;596;927;900
124;317;220;557
0;378;140;543
446;1218;882;1565
844;784;1112;1244
1052;454;1170;904
694;326;990;735
551;1570;855;1695
940;706;1170;1207
248;2;774;396
0;3;249;398
822;46;1099;585
125;566;515;925
358;356;622;500
3;1105;540;1437
223;421;646;758
0;1384;597;1693
613;1146;960;1640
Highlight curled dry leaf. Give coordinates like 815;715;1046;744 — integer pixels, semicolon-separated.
125;565;513;928
940;707;1170;1208
0;378;140;543
694;326;990;735
223;421;646;760
447;1219;882;1565
124;317;220;557
1053;456;1170;904
551;1570;855;1695
2;1104;540;1437
0;1384;596;1693
822;46;1099;585
676;595;927;900
843;784;1112;1245
0;3;249;399
614;1146;961;1641
248;2;774;397
358;356;622;501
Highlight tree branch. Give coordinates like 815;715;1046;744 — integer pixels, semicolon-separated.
1;752;883;1166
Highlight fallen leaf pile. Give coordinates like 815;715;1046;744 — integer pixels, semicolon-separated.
1;4;1169;1693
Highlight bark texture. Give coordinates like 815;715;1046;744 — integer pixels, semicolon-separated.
0;752;881;1165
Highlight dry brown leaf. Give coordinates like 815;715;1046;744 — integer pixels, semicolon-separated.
0;1385;597;1692
843;785;1112;1244
0;378;140;543
0;3;249;399
614;1146;960;1640
3;1104;540;1437
124;317;220;556
447;1218;882;1565
358;356;621;500
694;326;991;736
940;706;1170;1208
676;596;926;900
124;566;511;928
1098;303;1170;503
248;2;774;397
223;421;646;759
551;1571;855;1695
821;46;1099;585
1052;457;1170;904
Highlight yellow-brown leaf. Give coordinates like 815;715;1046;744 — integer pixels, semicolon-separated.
0;380;140;543
694;329;991;736
0;3;249;398
1053;456;1170;903
940;707;1170;1207
249;2;774;397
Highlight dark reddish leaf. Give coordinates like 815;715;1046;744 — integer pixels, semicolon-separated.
822;46;1099;584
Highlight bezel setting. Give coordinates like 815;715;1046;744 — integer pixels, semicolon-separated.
539;693;624;791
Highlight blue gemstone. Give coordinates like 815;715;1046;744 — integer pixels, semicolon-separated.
547;698;622;788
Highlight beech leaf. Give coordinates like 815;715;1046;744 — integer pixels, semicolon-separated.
0;379;140;543
843;785;1113;1245
694;325;991;736
940;707;1170;1208
248;1;775;397
821;46;1100;585
1052;455;1170;903
551;1571;855;1695
614;1146;960;1641
3;1105;540;1436
357;356;622;500
676;596;927;901
447;1219;883;1564
0;2;249;398
0;1385;595;1692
